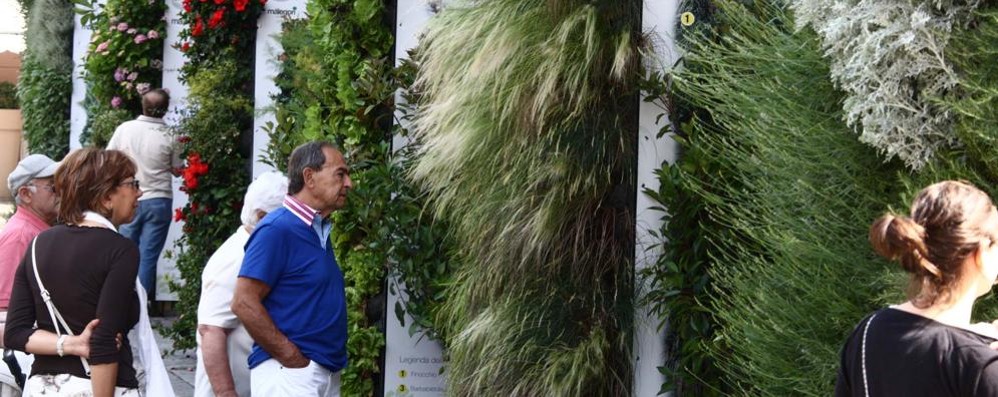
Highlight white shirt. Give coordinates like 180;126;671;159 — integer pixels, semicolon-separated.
194;227;253;397
107;116;183;200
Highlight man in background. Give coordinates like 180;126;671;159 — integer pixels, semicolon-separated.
107;88;183;301
0;153;60;340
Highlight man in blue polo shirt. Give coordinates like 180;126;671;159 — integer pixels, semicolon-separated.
232;141;352;396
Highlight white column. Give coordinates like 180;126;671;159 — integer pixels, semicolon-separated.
69;7;98;150
156;0;190;301
252;0;307;178
634;1;681;396
384;1;448;396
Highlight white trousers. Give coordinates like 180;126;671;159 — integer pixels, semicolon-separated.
25;374;139;396
250;359;340;397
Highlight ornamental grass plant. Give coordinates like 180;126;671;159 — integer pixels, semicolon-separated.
410;0;643;394
668;1;905;394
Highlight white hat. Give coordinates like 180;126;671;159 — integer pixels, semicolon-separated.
8;154;59;197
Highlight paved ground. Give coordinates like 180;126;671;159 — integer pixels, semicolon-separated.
152;318;197;397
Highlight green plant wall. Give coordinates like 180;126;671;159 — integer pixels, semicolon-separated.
78;0;166;147
651;1;998;395
410;0;643;394
163;0;264;351
267;0;397;393
662;1;904;394
17;0;73;159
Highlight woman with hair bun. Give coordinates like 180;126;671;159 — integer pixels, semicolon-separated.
836;181;998;396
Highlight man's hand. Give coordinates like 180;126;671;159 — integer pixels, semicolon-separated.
232;277;309;370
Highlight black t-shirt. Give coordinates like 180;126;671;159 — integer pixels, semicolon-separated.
3;225;140;388
836;308;998;396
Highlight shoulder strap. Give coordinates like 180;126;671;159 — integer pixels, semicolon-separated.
860;312;878;397
30;237;91;376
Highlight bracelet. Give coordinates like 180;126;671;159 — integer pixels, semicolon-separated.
56;335;66;357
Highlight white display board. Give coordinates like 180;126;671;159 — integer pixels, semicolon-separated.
155;0;191;301
69;6;98;150
385;1;448;396
634;1;681;396
251;0;307;178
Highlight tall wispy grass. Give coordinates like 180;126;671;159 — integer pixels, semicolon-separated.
670;1;905;394
409;0;642;394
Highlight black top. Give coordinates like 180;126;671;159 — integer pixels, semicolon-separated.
835;308;998;396
3;225;140;388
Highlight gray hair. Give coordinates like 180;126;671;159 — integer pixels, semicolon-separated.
287;141;336;195
241;171;288;228
13;185;32;206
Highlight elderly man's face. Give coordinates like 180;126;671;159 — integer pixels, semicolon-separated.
22;177;58;224
310;147;353;212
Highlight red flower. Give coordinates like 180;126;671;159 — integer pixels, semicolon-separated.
177;135;191;144
259;0;266;5
234;0;248;11
173;208;185;222
208;9;225;29
214;0;226;4
192;16;204;36
183;0;192;12
181;42;191;52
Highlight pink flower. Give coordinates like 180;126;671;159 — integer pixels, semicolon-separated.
113;67;125;82
96;41;110;53
111;96;123;108
136;83;151;95
147;30;159;39
151;59;163;70
134;34;147;44
127;28;137;35
116;22;129;32
127;72;138;81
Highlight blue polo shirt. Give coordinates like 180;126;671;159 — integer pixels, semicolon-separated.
238;205;348;372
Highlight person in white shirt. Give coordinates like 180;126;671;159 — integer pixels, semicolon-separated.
106;88;183;300
194;172;288;397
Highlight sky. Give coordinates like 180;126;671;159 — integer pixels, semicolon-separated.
0;0;26;53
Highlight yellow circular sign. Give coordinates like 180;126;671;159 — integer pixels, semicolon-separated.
681;12;696;27
398;384;408;392
399;370;407;378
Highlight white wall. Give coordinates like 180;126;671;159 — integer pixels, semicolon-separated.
634;1;681;396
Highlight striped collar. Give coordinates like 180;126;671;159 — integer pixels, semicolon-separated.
284;195;319;226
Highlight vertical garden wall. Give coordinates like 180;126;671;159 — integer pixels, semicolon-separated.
647;0;998;395
16;0;73;159
407;0;643;394
267;0;397;394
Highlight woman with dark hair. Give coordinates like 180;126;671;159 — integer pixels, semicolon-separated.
836;180;998;396
4;148;143;396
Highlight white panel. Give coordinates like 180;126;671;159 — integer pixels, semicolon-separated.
69;9;97;150
634;0;681;396
385;1;448;396
155;0;190;301
251;0;307;178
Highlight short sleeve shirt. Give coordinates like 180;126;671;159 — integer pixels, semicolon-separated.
238;206;348;373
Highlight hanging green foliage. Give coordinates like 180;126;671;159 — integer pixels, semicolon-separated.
410;0;642;394
17;0;73;158
666;1;905;394
267;0;396;393
163;0;264;350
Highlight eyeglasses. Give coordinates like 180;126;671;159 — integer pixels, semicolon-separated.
120;180;141;190
27;183;56;194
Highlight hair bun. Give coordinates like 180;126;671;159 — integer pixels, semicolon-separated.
869;215;939;277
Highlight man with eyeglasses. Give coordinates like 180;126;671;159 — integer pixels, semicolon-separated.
107;88;183;303
0;154;60;344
